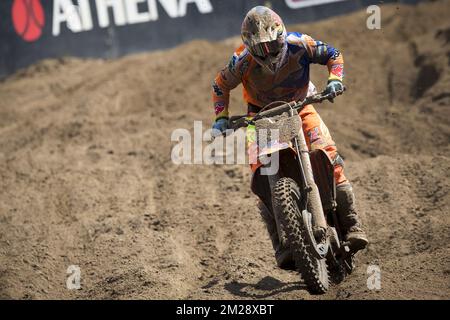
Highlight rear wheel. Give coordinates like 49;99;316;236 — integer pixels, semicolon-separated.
272;177;329;294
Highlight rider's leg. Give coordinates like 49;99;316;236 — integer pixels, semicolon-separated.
300;105;368;251
258;201;296;270
335;182;369;250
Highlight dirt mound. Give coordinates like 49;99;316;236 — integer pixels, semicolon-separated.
0;0;449;299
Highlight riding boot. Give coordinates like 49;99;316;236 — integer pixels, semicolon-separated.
258;201;296;270
335;183;369;252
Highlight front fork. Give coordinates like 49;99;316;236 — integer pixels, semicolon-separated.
290;110;328;237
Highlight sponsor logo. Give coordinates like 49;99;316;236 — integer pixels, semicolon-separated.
12;0;45;42
214;102;225;115
331;64;343;78
12;0;214;40
308;127;321;143
52;0;213;36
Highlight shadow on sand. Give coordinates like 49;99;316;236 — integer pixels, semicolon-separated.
224;276;307;298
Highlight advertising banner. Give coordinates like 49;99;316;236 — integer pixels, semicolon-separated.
0;0;418;77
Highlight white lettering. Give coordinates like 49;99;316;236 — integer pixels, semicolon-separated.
53;0;84;36
366;5;381;30
52;0;214;36
66;265;81;290
171;128;192;165
78;0;94;31
126;0;150;24
178;0;213;17
96;0;127;28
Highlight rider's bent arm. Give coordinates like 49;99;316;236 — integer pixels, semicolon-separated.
294;33;344;83
212;46;246;120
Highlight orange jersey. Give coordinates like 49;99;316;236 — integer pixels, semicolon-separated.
212;32;344;120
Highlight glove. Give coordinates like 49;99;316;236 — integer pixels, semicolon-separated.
324;80;344;99
211;118;229;137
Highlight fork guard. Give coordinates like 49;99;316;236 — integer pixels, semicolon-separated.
301;209;329;259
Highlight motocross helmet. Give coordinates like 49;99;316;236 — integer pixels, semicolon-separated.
241;6;287;73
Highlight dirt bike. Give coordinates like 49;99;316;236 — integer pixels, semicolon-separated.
227;89;353;294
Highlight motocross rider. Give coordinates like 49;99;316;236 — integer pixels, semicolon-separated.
211;6;368;269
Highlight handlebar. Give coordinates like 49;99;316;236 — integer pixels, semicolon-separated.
228;87;345;131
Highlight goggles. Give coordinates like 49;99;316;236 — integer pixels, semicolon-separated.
250;40;282;59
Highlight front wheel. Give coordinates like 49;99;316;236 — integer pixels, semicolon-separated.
272;177;329;294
